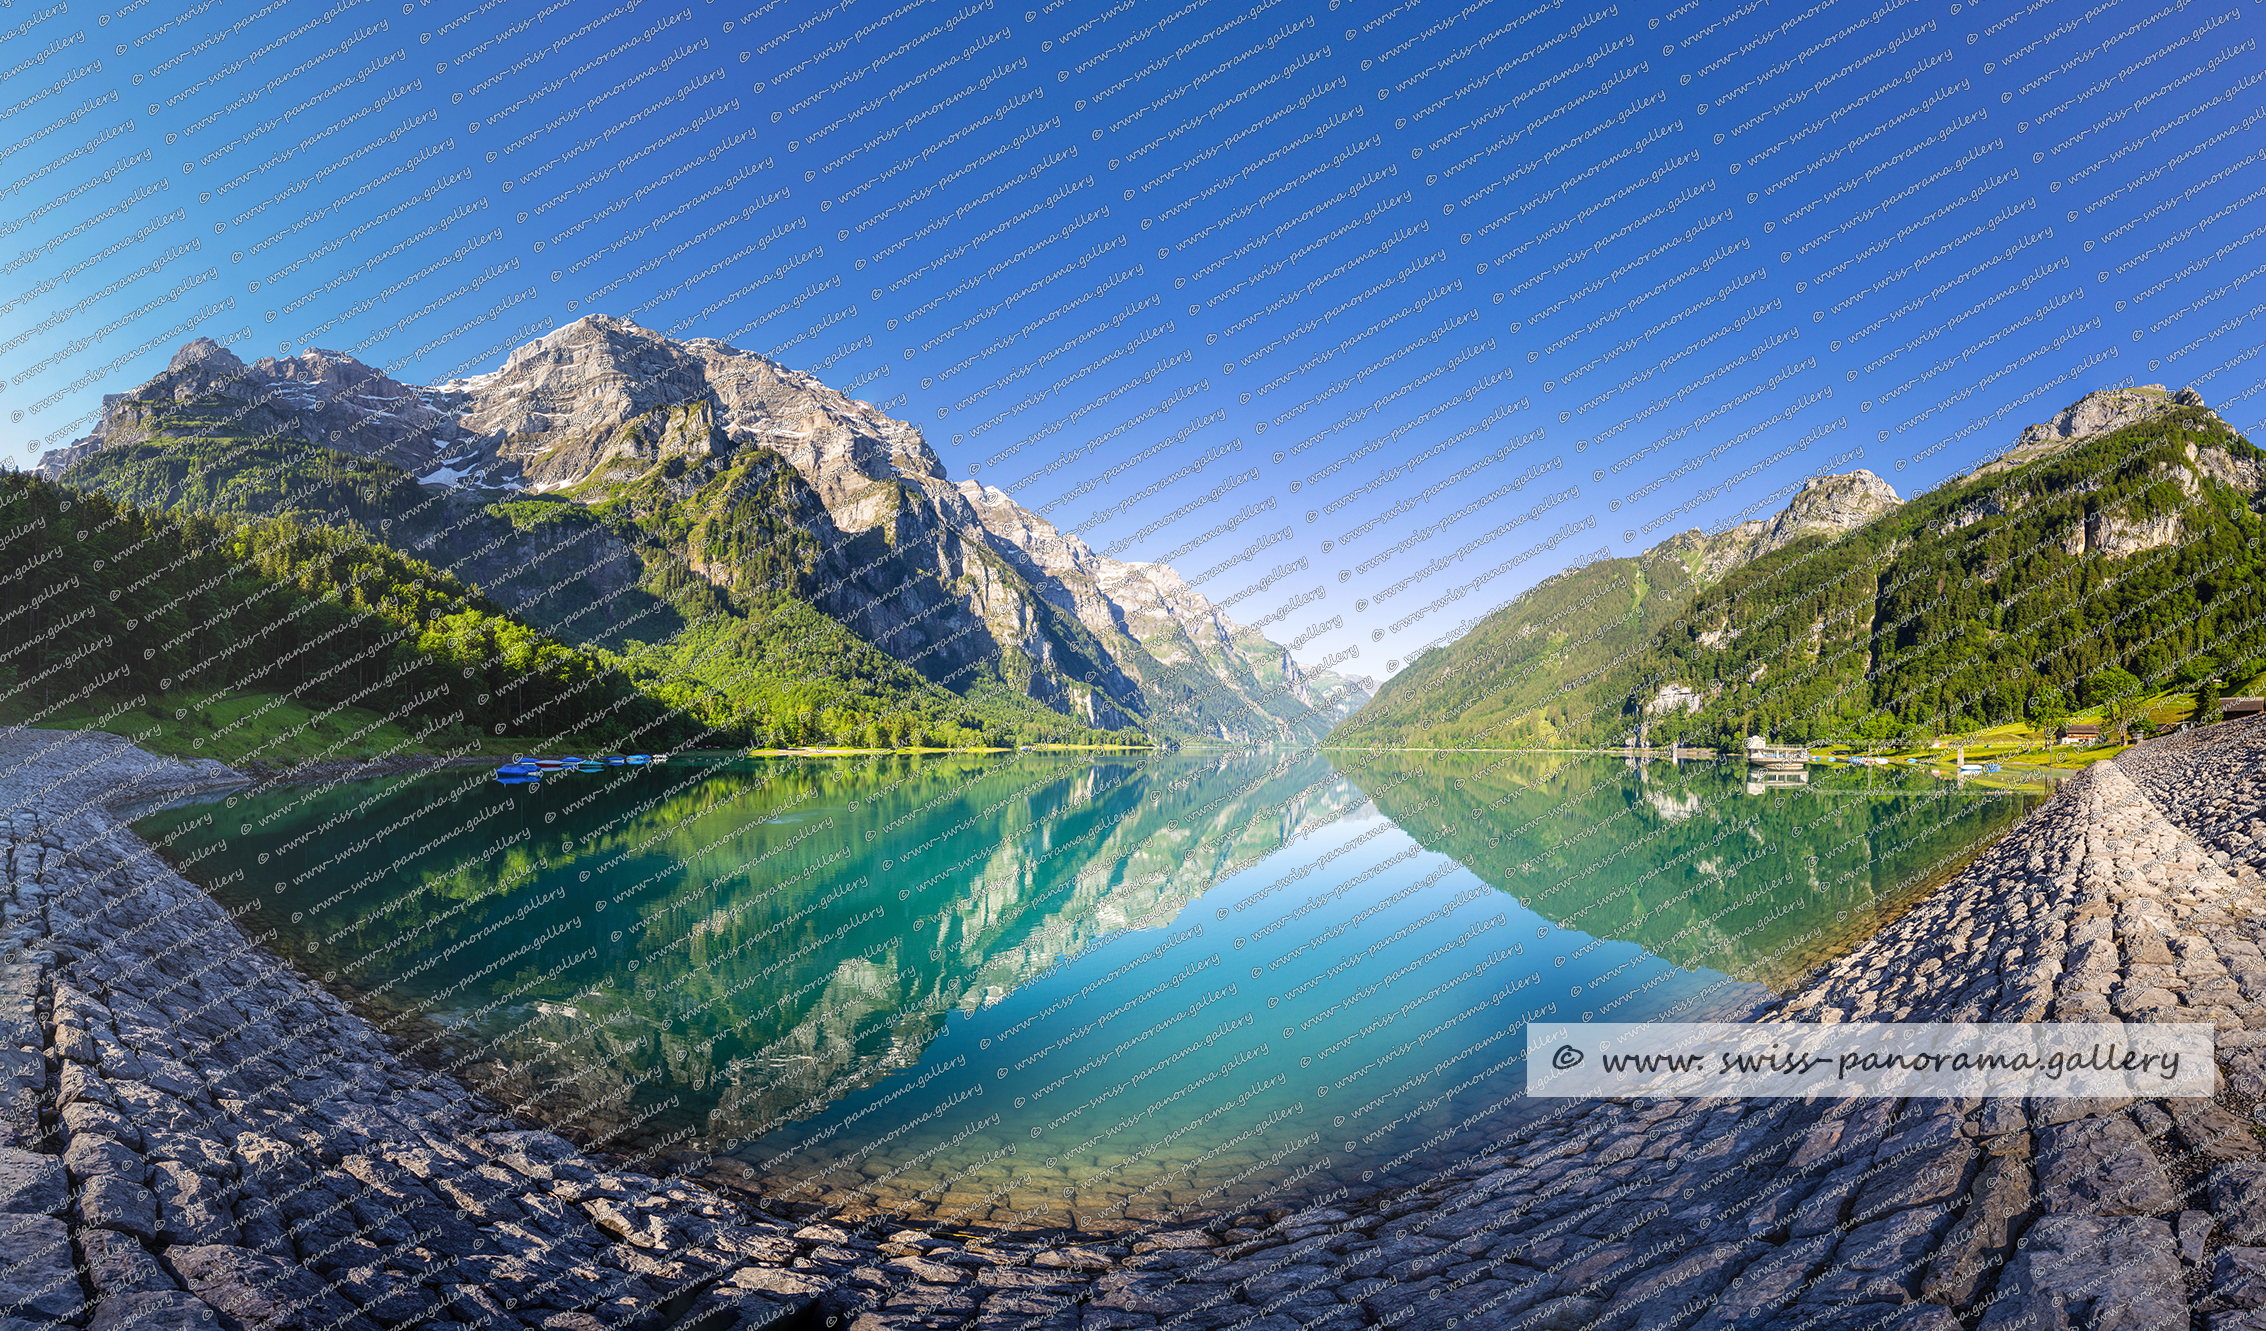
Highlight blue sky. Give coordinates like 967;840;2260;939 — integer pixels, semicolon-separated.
5;0;2264;673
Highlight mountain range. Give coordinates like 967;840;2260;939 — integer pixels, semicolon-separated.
35;312;2243;761
1333;383;2265;751
37;316;1365;749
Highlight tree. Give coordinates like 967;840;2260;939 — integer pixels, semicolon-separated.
2029;685;2069;736
2088;665;2141;711
2090;665;2145;740
2180;655;2223;689
1856;711;1899;752
2198;679;2225;725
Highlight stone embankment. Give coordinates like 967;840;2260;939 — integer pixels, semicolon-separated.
17;720;2266;1331
0;729;869;1331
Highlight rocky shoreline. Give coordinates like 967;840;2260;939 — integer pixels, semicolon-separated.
15;720;2266;1331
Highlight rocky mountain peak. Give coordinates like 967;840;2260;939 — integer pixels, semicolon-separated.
2017;384;2210;447
442;314;945;502
40;316;1367;742
948;477;1252;652
37;338;462;477
1650;469;1901;586
1962;383;2227;484
953;479;1094;573
165;337;243;376
1751;469;1902;554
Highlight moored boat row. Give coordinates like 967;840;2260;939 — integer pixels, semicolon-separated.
493;753;666;782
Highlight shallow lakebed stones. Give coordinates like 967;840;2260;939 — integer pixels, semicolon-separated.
11;720;2266;1331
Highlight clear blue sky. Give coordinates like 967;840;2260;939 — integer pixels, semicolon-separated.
5;0;2261;674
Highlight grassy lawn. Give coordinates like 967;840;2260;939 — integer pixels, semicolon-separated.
1813;694;2226;777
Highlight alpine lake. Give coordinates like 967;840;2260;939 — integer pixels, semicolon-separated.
131;748;2042;1234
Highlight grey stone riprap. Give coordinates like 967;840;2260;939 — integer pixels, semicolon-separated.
19;716;2266;1331
0;730;861;1331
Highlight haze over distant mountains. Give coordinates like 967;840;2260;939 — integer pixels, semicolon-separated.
40;316;1365;745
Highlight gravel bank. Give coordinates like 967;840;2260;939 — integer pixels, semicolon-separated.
19;722;2266;1331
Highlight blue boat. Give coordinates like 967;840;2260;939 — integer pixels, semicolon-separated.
627;754;650;764
604;755;627;765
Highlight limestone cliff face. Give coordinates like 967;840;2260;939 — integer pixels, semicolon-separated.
1970;387;2243;556
41;316;1363;741
1961;384;2221;482
447;319;1362;739
441;317;942;502
1742;470;1902;559
2018;384;2207;447
46;337;470;477
1651;469;1903;591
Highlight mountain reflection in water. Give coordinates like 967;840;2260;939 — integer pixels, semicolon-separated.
136;749;2033;1229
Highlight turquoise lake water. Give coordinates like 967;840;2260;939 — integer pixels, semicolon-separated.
135;748;2034;1230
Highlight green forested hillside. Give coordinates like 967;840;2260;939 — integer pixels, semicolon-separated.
0;470;705;755
1658;403;2264;748
64;420;682;652
4;460;1117;762
1326;527;1743;748
1335;403;2266;750
60;419;1136;751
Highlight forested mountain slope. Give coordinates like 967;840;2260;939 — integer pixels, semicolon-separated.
1333;386;2260;751
0;470;725;754
44;319;1366;746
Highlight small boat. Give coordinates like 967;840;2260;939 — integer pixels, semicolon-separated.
557;755;583;765
534;758;567;770
1985;763;2003;771
603;755;627;765
1959;764;1983;773
627;754;651;764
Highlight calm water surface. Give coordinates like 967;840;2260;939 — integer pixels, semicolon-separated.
136;749;2035;1230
